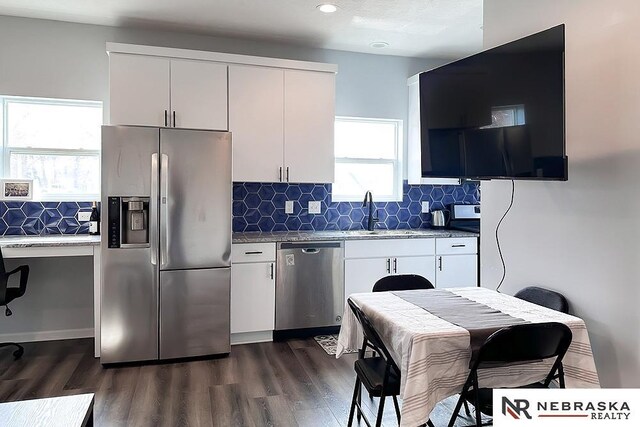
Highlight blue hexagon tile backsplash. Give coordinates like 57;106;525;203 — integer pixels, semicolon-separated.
0;201;93;236
0;181;479;235
233;181;480;232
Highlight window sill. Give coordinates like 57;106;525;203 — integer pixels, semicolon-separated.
331;196;403;203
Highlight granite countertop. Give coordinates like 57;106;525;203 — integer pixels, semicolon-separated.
233;229;478;244
0;235;101;248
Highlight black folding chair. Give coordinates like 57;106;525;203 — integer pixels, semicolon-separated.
347;298;435;427
448;322;573;427
459;287;572;421
372;274;434;292
514;286;569;313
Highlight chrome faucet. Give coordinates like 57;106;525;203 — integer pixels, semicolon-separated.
362;191;379;231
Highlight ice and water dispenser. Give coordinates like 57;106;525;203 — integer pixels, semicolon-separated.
107;196;150;248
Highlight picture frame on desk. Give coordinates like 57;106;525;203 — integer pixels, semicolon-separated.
0;179;33;201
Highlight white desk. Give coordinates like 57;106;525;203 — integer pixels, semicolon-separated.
0;235;101;357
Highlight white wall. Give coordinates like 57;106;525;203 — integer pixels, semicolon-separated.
481;0;640;387
0;15;445;340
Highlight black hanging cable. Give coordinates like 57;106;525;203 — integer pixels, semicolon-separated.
495;180;515;293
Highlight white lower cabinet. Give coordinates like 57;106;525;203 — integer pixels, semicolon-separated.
395;256;437;285
231;244;276;342
345;255;437;298
344;237;478;301
345;258;390;298
344;239;437;298
434;237;479;288
435;254;478;288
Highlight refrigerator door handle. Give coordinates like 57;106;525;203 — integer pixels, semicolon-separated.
160;153;169;268
150;153;159;265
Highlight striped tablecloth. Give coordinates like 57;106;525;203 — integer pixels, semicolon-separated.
336;287;600;427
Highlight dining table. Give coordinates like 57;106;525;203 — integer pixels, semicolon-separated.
336;287;600;427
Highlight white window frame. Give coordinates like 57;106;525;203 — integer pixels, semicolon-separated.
333;116;403;203
0;96;102;201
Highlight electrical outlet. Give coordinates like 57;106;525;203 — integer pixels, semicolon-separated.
421;201;430;213
78;211;92;222
285;200;294;214
308;201;321;214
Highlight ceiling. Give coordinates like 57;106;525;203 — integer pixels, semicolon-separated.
0;0;484;58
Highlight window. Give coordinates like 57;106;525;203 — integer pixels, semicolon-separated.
0;96;102;200
333;117;403;202
483;105;526;128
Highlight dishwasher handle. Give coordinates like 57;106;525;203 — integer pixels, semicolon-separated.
279;241;342;250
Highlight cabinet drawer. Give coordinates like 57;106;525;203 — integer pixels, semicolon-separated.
345;238;435;259
232;243;276;263
435;237;477;255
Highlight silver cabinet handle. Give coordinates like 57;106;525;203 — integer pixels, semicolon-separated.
279;167;283;182
160;153;169;267
172;111;176;128
393;258;398;274
386;258;391;274
164;110;168;127
270;263;274;280
438;256;443;271
150;153;159;265
286;166;290;182
301;248;320;254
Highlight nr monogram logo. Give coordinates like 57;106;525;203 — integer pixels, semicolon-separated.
502;397;533;420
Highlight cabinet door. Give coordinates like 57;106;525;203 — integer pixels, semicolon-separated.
436;254;478;288
229;65;285;182
231;262;276;334
284;70;335;183
345;258;390;298
394;256;437;286
109;53;170;126
170;59;228;130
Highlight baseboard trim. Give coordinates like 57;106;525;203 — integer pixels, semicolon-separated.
0;328;94;343
231;331;273;345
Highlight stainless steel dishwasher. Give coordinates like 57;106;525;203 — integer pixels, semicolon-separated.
276;241;344;330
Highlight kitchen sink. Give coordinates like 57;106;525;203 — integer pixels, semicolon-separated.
343;229;424;236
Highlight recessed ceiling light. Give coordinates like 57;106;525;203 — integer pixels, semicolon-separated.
317;4;338;13
370;41;389;49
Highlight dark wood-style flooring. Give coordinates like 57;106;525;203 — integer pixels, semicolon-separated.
0;338;481;426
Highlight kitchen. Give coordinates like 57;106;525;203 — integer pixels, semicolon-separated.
0;2;634;425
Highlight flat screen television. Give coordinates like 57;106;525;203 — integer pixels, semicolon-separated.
419;24;566;180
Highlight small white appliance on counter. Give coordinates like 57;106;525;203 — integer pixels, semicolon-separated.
100;126;232;364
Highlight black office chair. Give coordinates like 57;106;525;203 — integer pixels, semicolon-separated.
0;247;30;359
514;286;569;313
448;322;573;427
347;298;435;427
372;274;434;292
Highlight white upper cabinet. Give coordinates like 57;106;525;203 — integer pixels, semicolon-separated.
109;53;170;127
170;59;228;130
109;54;228;130
108;44;337;182
229;65;285;182
284;70;336;183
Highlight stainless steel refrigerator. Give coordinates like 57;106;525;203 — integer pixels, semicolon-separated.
100;125;231;364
